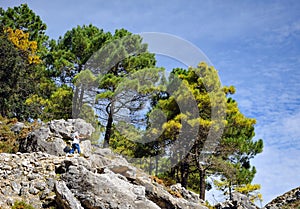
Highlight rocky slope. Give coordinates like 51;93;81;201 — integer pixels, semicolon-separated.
0;150;208;209
0;119;208;209
2;118;290;209
263;186;300;209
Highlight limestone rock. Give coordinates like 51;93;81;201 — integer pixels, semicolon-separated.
18;119;95;156
10;122;26;134
170;183;204;205
55;181;84;209
0;118;210;209
214;192;259;209
0;148;209;209
263;186;300;209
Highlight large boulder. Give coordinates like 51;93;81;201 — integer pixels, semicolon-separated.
215;192;259;209
49;119;95;139
18;119;95;156
60;158;161;209
55;181;84;209
58;153;207;209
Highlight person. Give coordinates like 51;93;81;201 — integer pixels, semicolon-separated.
70;131;81;154
63;141;72;154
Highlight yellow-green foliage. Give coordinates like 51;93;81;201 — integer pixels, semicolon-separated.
214;179;263;203
235;184;263;203
12;201;35;209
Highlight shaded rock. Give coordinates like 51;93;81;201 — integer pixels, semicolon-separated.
10;122;26;134
48;119;94;139
54;181;84;209
67;119;95;137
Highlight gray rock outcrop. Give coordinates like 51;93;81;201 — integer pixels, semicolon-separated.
263;186;300;209
0;118;208;209
0;150;208;209
2;118;269;209
214;192;259;209
18;119;95;156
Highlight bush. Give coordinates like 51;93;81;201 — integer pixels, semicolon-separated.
0;115;39;153
12;201;35;209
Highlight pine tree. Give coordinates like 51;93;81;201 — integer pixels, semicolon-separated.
144;63;263;200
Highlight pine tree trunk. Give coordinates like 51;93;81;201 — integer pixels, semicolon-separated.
170;166;176;178
149;157;153;175
155;155;159;176
229;181;233;201
199;168;206;200
78;84;85;113
103;103;113;148
181;161;189;188
73;86;81;118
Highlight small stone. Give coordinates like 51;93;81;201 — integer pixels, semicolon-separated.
4;157;10;162
21;161;29;167
1;186;12;196
19;187;28;196
34;182;47;191
21;181;29;187
2;165;12;170
46;178;56;189
296;190;300;199
132;186;145;200
68;166;79;175
40;189;51;200
28;173;40;181
29;187;39;195
11;181;21;194
46;164;54;171
6;198;14;206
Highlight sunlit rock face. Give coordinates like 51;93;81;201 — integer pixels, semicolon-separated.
0;119;208;209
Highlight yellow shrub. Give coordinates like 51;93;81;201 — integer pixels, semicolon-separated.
5;27;41;64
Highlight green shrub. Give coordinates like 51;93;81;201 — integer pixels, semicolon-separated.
0;115;39;153
12;201;35;209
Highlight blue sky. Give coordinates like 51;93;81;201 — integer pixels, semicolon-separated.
2;0;300;206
